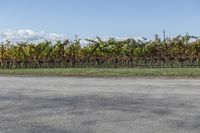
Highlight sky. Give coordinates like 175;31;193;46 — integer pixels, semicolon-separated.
0;0;200;42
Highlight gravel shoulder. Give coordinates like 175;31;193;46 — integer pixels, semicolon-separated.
0;76;200;133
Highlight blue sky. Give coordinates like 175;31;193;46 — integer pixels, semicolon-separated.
0;0;200;41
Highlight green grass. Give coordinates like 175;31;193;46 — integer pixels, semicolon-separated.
1;68;200;78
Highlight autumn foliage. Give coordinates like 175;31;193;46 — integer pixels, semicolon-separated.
0;34;200;68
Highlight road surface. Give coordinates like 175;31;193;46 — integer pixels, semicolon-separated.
0;76;200;133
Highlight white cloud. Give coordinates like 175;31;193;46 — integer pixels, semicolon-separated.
0;29;149;46
0;29;67;43
83;36;149;44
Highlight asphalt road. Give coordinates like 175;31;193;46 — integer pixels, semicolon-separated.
0;76;200;133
